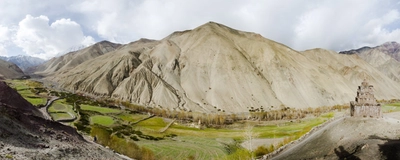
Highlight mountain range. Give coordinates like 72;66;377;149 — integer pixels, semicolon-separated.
0;55;45;72
28;22;400;113
33;40;121;75
340;42;400;82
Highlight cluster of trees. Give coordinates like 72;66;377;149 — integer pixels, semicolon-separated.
250;104;348;121
377;99;400;104
119;100;348;127
54;87;349;128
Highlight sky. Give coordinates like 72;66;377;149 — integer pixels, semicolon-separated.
0;0;400;60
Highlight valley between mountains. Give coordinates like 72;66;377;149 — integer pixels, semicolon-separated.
1;22;400;159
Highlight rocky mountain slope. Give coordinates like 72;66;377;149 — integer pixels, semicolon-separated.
33;40;121;76
40;22;400;113
0;55;45;72
340;42;400;82
0;59;25;80
0;81;123;159
270;115;400;160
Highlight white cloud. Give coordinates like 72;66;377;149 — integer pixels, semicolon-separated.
13;15;95;59
0;45;7;56
0;25;10;42
0;0;400;58
69;0;400;52
290;0;400;51
0;25;11;56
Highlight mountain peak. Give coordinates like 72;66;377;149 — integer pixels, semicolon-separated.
94;40;120;47
195;21;239;32
165;21;243;40
200;21;225;27
380;41;400;49
382;41;399;45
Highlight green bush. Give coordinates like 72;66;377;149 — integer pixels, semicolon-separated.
90;126;112;145
134;130;143;135
254;145;271;158
74;122;91;134
223;148;251;160
141;147;155;160
130;135;139;141
5;154;13;159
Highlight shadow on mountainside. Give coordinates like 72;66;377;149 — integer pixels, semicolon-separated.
369;135;400;160
0;104;86;149
334;146;361;160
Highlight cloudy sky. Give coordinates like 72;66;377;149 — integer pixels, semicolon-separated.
0;0;399;59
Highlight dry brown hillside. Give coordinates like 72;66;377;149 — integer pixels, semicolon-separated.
32;40;121;76
0;59;25;79
340;42;400;82
41;22;400;113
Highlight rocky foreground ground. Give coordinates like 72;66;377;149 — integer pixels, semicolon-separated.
0;81;125;159
269;113;400;160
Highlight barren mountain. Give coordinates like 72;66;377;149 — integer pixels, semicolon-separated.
0;55;45;72
33;40;121;75
301;48;400;101
0;59;25;80
0;81;123;159
42;22;400;113
270;115;400;160
340;42;400;82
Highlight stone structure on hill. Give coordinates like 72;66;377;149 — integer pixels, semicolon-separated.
350;79;381;118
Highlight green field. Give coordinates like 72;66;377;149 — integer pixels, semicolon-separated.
48;100;75;112
382;103;400;113
51;112;74;120
80;104;121;114
132;114;330;160
25;96;47;106
48;100;77;121
118;114;148;122
90;115;115;126
139;136;228;160
162;118;325;139
6;80;47;106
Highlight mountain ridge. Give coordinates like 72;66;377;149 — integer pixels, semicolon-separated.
339;42;400;82
37;22;400;113
32;40;122;76
0;55;45;72
0;59;25;80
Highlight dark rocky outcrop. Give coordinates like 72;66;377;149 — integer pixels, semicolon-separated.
0;81;123;159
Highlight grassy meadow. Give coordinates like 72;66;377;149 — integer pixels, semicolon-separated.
80;104;122;114
127;113;333;159
90;115;115;126
5;80;47;106
382;103;400;113
48;100;77;121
